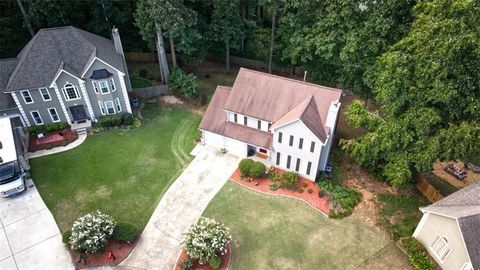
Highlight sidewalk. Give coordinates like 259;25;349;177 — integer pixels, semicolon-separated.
28;133;87;159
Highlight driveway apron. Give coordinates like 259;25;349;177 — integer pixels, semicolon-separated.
0;178;74;270
121;146;240;270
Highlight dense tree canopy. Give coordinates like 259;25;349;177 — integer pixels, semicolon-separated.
342;0;480;186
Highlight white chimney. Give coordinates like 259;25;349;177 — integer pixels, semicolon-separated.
112;26;132;92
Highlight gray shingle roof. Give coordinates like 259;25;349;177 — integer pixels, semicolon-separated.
0;59;19;111
4;26;124;92
422;182;480;269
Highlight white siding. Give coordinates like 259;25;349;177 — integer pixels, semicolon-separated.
226;111;271;132
202;131;247;157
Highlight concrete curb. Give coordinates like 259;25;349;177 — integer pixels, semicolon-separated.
28;133;87;159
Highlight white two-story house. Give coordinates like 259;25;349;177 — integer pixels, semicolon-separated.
199;68;342;181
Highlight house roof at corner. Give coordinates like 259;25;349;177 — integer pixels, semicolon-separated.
223;68;342;140
422;182;480;269
0;59;19;111
4;26;124;92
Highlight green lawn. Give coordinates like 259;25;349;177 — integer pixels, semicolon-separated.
31;104;200;232
131;76;154;88
203;182;407;270
196;70;237;102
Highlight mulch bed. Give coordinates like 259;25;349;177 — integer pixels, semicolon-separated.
69;239;136;269
29;128;78;152
230;168;330;215
175;242;231;270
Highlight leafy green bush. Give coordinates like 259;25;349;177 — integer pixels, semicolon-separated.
279;172;299;189
402;237;435;270
112;223;138;242
97;114;122;127
269;183;280;191
317;181;361;218
378;194;424;240
250;161;266;178
62;229;72;244
181;258;192;270
28;122;70;134
132;117;141;128
121;113;134;126
208;255;221;269
307;188;313;194
302;182;308;188
169;68;199;99
239;159;254;177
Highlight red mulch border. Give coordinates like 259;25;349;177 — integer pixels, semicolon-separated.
175;242;231;270
230;168;330;216
69;239;137;269
29;128;78;152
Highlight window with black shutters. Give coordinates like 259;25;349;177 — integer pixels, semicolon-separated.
295;158;300;172
287;155;291;169
234;113;237;122
310;141;315;152
278;132;283;143
289;135;294;146
268;123;272;131
244;116;247;125
299;138;303;149
306;162;312;175
258;120;261;129
276;152;280;165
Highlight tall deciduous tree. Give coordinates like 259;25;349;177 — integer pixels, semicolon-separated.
342;0;480;186
209;0;245;72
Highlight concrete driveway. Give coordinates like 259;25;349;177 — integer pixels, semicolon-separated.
121;145;240;270
0;178;74;270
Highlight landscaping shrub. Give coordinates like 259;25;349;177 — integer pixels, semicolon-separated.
28;122;70;134
183;218;231;264
181;258;193;270
302;182;308;188
307;188;313;194
249;161;266;178
62;229;72;244
269;183;280;191
132;117;141;128
169;68;199;99
279;172;299;189
139;69;147;78
121;113;134;126
402;237;435;270
239;159;254;177
317;181;361;218
208;255;221;269
112;223;138;242
69;210;116;253
97;114;122;127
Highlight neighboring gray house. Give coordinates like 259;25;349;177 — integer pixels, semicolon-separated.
413;182;480;270
0;26;132;129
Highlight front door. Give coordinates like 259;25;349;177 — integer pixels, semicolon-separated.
69;105;88;122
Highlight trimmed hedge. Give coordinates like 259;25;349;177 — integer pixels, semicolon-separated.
28;122;70;134
96;113;137;128
112;222;139;242
250;161;266;178
238;159;266;178
402;237;435;270
239;159;254;177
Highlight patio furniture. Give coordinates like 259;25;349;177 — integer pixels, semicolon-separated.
465;162;480;173
444;163;467;180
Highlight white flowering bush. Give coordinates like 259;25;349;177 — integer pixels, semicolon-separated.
183;218;232;264
69;210;116;253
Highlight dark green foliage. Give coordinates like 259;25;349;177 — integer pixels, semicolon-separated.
181;258;192;270
318;181;361;218
402;237;435;270
132;117;142;128
307;188;313;194
249;162;266;178
239;159;254;177
269;183;280;191
97;115;122;127
169;68;199;99
112;223;139;242
121;113;134;126
208;255;221;269
278;172;299;189
28;122;70;134
62;229;72;244
139;69;147;78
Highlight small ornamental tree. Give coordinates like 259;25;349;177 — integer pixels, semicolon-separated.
69;210;116;253
183;218;232;264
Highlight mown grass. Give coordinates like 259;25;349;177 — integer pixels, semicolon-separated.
31;104;200;232
131;76;154;88
196;71;236;102
203;181;403;270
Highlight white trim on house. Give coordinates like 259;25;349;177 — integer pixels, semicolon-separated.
47;107;61;122
104;100;115;115
92;81;99;94
78;80;96;121
21;90;33;104
61;82;81;101
109;78;116;92
413;212;430;237
49;68;85;88
117;70;132;113
80;57;125;78
40;87;52;101
11;92;31;126
461;262;474;270
115;97;122;112
30;110;44;125
52;82;72;123
98;101;106;115
99;80;110;94
429;235;451;262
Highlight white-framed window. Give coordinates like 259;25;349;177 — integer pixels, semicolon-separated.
98;101;106;115
30;110;43;125
430;235;451;262
115;97;122;112
99;81;109;94
92;81;99;94
40;88;51;101
105;100;115;115
62;83;80;100
21;90;33;104
109;78;116;92
48;107;60;122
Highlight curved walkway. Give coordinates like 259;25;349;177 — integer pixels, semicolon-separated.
28;133;87;159
120;145;240;270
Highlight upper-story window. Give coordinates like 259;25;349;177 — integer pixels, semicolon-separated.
62;83;80;100
40;88;51;101
243;116;247;125
109;78;116;92
99;81;109;94
234;113;237;123
289;135;294;146
430;236;451;262
92;81;99;94
257;120;261;130
278;132;283;143
30;110;43;125
299;138;304;149
310;141;316;153
48;108;60;122
21;90;33;104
